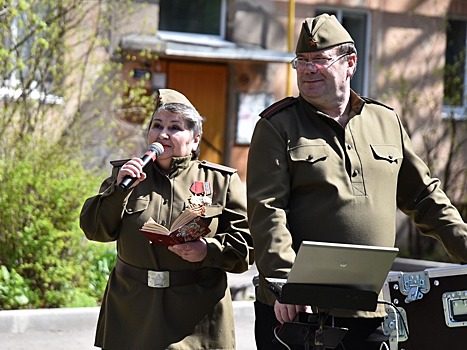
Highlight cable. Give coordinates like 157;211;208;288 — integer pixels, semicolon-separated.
379;341;390;350
388;303;399;344
378;300;400;350
273;325;292;350
377;300;410;337
378;299;416;350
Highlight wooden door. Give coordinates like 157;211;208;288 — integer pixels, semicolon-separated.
168;62;228;164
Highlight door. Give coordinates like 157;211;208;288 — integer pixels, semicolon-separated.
167;61;228;164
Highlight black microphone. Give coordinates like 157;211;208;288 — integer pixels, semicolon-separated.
119;142;164;190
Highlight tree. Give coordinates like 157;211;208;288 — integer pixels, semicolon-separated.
380;17;467;262
0;0;157;308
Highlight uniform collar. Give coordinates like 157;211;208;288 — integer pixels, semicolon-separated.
299;89;365;121
350;90;365;116
155;155;192;177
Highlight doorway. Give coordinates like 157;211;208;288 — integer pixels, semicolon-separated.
167;61;228;164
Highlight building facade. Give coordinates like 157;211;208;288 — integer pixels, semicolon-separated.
107;1;466;210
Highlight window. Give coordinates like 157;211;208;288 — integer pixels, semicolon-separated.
443;19;467;120
0;3;62;104
236;92;274;145
315;8;370;96
158;0;227;44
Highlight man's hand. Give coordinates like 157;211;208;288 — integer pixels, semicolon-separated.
274;300;312;323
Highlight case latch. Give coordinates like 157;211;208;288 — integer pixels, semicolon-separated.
442;290;467;328
383;306;409;345
397;271;430;303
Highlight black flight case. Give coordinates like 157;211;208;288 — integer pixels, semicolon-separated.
382;258;467;349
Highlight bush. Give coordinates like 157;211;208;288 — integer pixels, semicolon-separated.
0;265;37;309
0;142;115;309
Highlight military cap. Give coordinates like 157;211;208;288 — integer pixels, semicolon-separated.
295;13;354;53
155;88;195;109
148;89;198;133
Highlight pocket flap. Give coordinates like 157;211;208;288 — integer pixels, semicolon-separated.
289;144;329;163
125;196;150;214
371;145;403;162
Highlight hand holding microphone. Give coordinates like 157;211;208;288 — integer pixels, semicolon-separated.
118;142;164;190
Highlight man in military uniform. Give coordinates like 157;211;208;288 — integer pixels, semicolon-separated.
247;13;467;350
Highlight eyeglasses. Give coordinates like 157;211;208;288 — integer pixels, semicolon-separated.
291;53;350;70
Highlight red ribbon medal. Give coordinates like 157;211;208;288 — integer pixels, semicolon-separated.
190;181;212;196
189;181;212;206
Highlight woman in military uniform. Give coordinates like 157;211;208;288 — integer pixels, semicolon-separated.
80;89;253;350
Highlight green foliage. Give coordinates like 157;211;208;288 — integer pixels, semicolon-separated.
0;0;153;156
0;142;115;309
0;1;165;310
83;243;117;304
0;266;37;310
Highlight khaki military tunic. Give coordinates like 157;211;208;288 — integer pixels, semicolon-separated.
80;156;253;349
247;91;467;318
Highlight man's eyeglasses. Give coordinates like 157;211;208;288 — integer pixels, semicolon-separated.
291;53;350;70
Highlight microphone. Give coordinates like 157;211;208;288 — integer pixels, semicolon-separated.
119;142;164;190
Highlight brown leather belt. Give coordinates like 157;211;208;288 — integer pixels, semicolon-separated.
115;257;223;288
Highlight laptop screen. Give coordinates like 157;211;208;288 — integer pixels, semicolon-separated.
287;241;399;293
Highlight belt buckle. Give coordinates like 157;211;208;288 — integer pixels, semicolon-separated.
147;270;169;288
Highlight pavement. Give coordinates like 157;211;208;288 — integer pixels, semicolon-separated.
0;267;258;350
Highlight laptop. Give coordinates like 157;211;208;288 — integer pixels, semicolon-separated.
266;241;399;311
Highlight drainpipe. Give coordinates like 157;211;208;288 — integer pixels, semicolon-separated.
286;0;295;96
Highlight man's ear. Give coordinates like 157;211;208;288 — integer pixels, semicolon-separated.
192;134;201;152
348;53;357;78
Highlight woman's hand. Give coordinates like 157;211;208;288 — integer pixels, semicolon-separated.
116;157;147;188
168;239;208;262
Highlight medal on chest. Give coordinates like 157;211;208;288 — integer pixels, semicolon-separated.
188;181;212;209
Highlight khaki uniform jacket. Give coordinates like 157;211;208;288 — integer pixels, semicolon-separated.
80;156;253;350
247;92;467;318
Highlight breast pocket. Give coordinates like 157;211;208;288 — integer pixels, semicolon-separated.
124;195;150;215
289;143;329;164
370;144;403;164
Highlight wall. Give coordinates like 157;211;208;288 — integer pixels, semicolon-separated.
80;0;465;206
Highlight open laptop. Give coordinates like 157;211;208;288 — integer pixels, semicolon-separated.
266;241;399;311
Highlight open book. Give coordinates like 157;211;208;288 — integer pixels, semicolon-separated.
139;207;211;246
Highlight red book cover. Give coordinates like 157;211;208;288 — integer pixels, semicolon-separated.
140;215;211;246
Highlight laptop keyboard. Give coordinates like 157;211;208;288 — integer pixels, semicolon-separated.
266;278;287;297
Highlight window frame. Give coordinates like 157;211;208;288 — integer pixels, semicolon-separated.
0;2;62;104
315;7;371;97
442;18;467;121
158;0;227;45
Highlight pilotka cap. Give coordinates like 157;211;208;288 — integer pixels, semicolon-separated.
155;88;195;109
148;89;198;131
295;13;354;53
